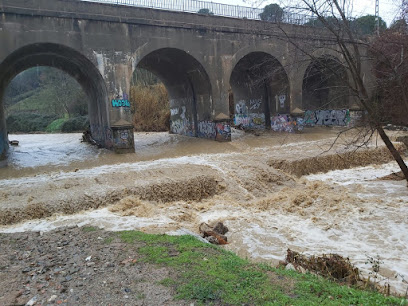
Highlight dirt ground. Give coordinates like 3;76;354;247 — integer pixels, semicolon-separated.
0;227;190;306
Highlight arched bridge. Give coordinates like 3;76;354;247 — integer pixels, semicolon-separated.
0;0;374;161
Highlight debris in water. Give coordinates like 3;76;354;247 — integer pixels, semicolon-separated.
285;249;360;285
9;140;19;146
199;222;229;245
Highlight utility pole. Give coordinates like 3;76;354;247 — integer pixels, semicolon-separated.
375;0;380;36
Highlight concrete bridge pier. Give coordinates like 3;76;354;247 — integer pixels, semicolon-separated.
103;55;135;154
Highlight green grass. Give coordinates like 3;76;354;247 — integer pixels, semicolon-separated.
46;118;68;133
7;86;57;114
117;230;407;305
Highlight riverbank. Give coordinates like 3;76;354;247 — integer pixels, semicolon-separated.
1;128;408;298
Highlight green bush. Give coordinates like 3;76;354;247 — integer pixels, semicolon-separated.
6;113;57;133
60;116;89;132
46;118;68;133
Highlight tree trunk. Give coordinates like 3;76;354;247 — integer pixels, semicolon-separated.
377;126;408;183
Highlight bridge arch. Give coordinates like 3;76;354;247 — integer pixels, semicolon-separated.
302;54;350;110
0;43;110;154
135;47;213;138
229;51;290;129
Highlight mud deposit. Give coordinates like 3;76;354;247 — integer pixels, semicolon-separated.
1;129;408;296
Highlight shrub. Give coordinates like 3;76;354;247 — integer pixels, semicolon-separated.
131;83;170;132
6;113;57;133
60;116;89;132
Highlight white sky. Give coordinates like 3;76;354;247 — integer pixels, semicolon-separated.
200;0;402;26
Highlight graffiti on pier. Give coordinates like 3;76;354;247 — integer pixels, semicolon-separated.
234;114;251;127
304;110;350;126
215;122;231;142
249;98;262;110
234;99;265;128
112;93;130;108
113;129;132;147
249;113;265;128
198;120;216;139
271;114;303;132
235;100;248;115
170;108;179;116
171;119;194;137
234;113;265;128
111;99;131;107
279;95;286;108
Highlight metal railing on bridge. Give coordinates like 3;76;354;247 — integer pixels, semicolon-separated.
80;0;311;25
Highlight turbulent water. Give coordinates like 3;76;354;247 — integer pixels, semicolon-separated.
1;129;408;295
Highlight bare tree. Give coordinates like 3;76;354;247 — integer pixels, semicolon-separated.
250;0;408;182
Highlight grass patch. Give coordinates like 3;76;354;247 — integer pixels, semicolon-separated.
46;118;67;133
117;230;406;305
158;278;177;287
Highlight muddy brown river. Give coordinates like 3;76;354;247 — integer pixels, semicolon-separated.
1;128;407;295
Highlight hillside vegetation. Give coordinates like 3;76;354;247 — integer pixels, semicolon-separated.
5;67;170;134
5;67;89;133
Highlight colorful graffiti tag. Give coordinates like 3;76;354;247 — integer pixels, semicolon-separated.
111;99;131;107
215;122;231;141
234;113;265;128
234;115;251;127
112;93;130;108
249;113;265;127
271;114;304;132
171;119;194;137
304;110;351;126
198;120;216;139
113;129;132;147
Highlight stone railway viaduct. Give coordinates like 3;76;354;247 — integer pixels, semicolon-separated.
0;0;374;161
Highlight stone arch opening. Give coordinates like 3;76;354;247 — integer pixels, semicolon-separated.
230;52;290;129
302;56;349;110
0;43;110;161
136;48;213;139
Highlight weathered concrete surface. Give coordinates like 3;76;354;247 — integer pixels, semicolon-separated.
0;0;375;161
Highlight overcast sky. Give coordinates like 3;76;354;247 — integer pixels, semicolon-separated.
199;0;402;26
